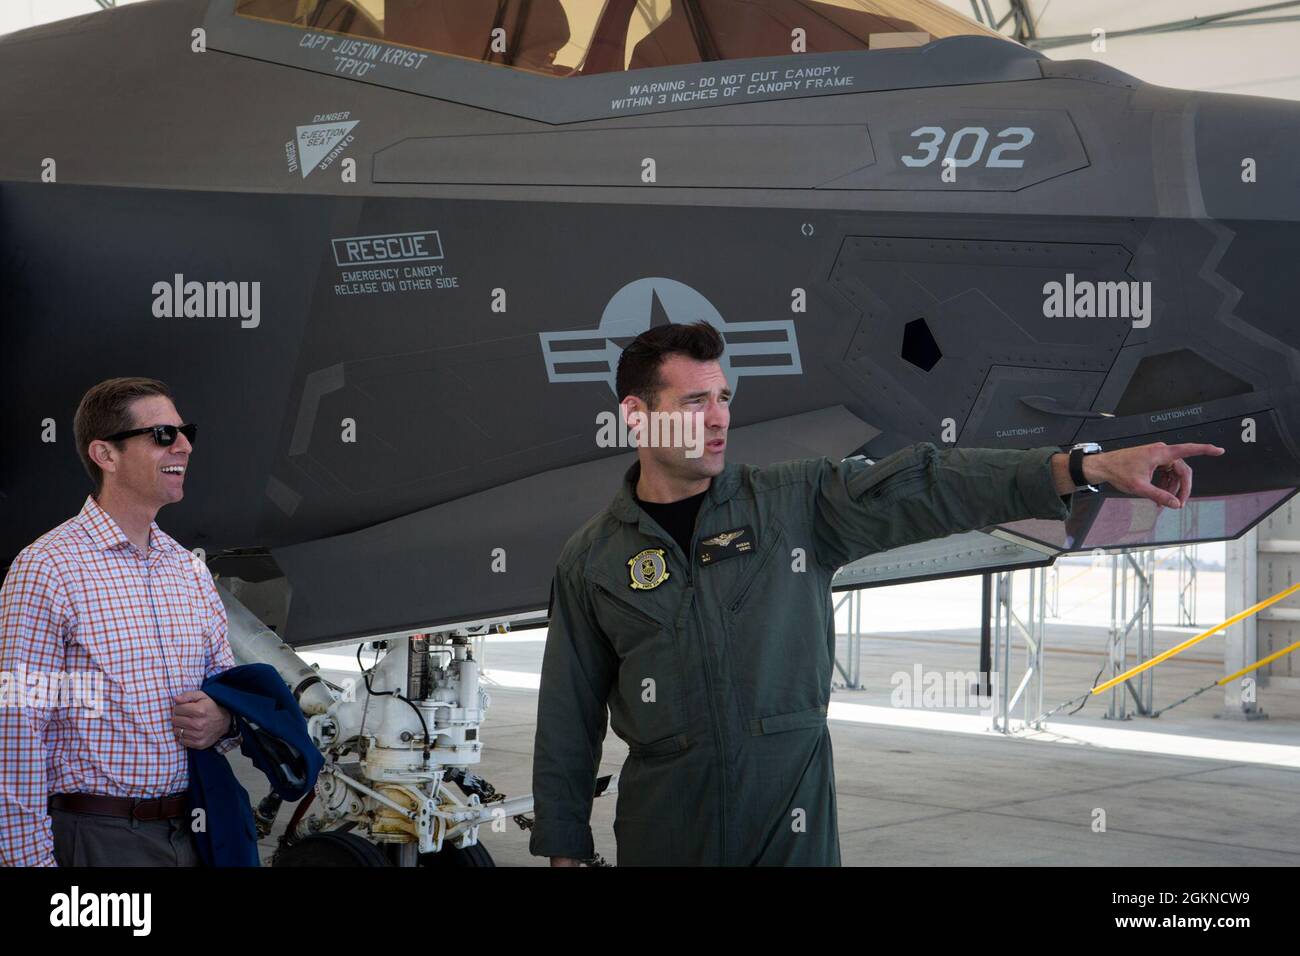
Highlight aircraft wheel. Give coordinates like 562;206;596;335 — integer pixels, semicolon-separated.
418;841;496;867
272;831;392;867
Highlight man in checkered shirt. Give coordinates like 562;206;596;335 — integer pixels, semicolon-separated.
0;377;240;866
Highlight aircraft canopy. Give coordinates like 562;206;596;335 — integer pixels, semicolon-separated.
235;0;1009;77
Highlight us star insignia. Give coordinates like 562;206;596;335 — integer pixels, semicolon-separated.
628;548;670;590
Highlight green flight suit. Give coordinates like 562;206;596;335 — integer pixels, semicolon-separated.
529;442;1073;865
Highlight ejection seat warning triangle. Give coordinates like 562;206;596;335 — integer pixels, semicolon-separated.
296;120;359;178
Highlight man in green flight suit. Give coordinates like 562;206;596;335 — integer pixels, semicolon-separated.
530;320;1224;866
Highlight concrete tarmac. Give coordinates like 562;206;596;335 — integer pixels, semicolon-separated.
232;607;1300;866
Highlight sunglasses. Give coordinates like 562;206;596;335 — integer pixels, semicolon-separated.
102;423;198;447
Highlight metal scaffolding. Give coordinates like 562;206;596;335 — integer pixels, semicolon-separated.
1105;549;1156;720
1177;544;1199;627
832;588;865;691
968;0;1300;49
989;565;1047;734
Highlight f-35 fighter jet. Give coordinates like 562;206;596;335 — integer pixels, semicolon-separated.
2;0;1296;645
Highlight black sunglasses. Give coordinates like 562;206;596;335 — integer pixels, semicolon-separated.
102;423;198;447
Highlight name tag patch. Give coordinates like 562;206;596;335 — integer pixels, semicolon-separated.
698;526;756;566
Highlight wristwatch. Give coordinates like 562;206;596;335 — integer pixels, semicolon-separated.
1068;441;1103;493
220;712;239;740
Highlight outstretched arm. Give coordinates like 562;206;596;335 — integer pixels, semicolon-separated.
1049;442;1224;508
811;441;1226;571
811;443;1074;570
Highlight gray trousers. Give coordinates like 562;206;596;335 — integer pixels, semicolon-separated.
50;807;200;867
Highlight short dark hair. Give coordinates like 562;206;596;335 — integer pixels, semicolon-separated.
73;377;173;494
615;321;725;408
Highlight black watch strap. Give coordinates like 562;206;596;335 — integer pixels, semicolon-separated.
1069;446;1097;491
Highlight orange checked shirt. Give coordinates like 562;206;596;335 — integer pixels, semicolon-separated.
0;495;236;866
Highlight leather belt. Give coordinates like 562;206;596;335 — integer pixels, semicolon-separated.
49;792;188;821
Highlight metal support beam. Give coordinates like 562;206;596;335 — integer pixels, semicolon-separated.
1224;527;1268;718
1105;549;1155;720
1008;0;1037;41
1026;1;1300;49
1045;563;1059;618
1177;544;1199;627
968;0;1300;50
989;566;1047;734
979;572;992;697
833;589;864;690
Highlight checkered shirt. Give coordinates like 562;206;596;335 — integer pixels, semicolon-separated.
0;496;237;866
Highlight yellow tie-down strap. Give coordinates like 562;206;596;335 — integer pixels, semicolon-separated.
1092;580;1300;696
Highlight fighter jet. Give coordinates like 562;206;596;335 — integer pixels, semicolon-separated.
3;0;1298;647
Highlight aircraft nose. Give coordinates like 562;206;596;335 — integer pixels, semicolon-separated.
1193;91;1300;222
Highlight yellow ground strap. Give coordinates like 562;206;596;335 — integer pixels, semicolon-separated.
1092;580;1300;695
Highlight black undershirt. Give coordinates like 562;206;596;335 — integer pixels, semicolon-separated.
635;488;708;561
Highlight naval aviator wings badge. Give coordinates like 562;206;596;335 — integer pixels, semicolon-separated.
698;525;755;565
628;548;670;590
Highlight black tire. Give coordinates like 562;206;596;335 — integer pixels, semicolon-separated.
272;831;392;867
418;841;496;867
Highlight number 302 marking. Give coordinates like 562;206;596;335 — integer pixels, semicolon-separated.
901;126;1035;169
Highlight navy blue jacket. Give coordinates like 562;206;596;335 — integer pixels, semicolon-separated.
187;663;323;866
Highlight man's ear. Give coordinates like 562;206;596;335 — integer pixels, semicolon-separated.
618;396;637;424
620;397;643;447
89;439;118;476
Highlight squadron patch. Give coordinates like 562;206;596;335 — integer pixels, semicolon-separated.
628;548;670;590
699;525;755;566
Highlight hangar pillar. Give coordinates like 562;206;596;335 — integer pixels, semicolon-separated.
1229;498;1300;718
